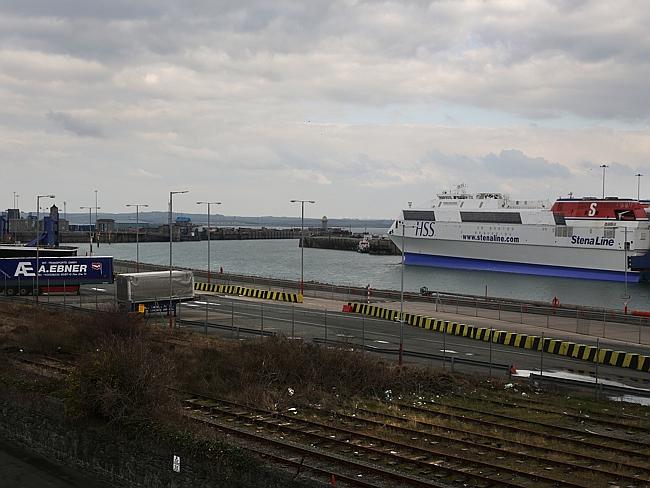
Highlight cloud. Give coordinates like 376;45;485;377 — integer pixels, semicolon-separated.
1;1;649;218
481;149;571;178
127;168;162;179
46;110;104;137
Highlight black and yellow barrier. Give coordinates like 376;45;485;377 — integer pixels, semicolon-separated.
194;282;303;303
348;302;650;373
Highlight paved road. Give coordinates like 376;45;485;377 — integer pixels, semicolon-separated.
10;284;649;385
175;294;650;386
112;260;650;346
0;438;115;488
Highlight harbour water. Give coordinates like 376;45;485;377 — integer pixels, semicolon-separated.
81;239;650;311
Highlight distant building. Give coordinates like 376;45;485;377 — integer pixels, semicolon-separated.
321;216;328;231
96;218;116;233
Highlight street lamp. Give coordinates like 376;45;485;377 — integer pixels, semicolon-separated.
169;191;188;325
599;164;609;199
126;204;149;272
290;199;315;295
397;220;415;366
12;192;19;243
94;190;99;225
79;206;99;255
635;173;643;201
36;194;55;301
197;201;221;283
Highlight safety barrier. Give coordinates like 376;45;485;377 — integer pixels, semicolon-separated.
347;302;650;373
194;282;303;303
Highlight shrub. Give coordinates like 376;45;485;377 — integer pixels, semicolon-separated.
68;335;176;429
175;336;455;409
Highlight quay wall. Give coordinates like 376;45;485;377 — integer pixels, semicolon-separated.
303;235;400;255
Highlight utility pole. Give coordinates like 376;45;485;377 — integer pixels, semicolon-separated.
599;164;608;199
126;204;149;272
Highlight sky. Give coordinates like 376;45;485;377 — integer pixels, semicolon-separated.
1;0;649;219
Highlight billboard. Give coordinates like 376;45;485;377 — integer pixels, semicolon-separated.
0;256;114;283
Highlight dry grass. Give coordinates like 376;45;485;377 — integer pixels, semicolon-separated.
173;335;462;410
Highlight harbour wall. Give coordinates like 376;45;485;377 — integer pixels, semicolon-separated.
302;236;400;255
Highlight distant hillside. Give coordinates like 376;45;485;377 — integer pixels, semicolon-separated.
64;211;392;230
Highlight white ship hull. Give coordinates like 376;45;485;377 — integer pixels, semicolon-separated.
389;197;650;282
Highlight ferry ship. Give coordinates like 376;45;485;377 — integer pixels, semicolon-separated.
387;187;650;282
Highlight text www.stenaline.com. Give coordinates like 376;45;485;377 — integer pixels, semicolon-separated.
462;234;520;243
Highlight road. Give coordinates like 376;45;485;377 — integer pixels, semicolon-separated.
175;294;650;386
11;283;650;386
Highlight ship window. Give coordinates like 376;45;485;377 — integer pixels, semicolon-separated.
555;226;573;238
553;213;566;225
604;228;615;239
403;210;435;221
460;211;522;224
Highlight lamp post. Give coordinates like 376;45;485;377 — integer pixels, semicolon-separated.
126;204;148;272
197;201;221;283
290;199;315;295
397;219;417;366
36;194;55;301
635;173;643;201
599;164;609;199
12;192;19;243
79;206;97;255
169;191;188;325
623;225;630;300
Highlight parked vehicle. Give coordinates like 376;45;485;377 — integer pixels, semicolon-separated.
116;271;194;314
0;256;114;296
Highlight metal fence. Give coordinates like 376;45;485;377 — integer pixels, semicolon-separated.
2;290;647;400
113;259;650;346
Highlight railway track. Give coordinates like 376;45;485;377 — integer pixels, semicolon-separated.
10;355;75;377
446;393;650;433
185;405;449;487
183;394;647;487
391;399;650;455
351;404;650;482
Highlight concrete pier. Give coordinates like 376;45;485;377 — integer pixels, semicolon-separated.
303;235;399;255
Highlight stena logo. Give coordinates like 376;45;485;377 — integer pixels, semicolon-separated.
14;262;35;277
587;202;597;217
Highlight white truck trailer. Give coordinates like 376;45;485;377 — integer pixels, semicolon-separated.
116;271;194;314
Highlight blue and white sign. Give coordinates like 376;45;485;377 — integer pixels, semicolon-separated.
0;256;114;283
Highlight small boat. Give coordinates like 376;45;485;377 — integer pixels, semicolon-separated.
357;237;371;253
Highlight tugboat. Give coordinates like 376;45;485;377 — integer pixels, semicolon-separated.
357;236;371;253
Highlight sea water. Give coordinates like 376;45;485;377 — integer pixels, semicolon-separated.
81;239;650;310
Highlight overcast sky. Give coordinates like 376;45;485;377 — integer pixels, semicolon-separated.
1;0;649;219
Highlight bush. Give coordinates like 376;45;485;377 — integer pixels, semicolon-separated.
1;302;146;355
176;336;456;409
68;335;176;428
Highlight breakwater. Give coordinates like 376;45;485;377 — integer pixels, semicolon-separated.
56;227;344;244
302;235;399;255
